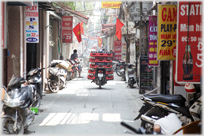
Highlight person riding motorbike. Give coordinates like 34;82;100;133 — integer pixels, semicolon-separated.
70;49;83;78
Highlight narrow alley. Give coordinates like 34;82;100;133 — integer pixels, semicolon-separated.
28;68;143;135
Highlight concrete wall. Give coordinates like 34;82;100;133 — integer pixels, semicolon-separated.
7;6;21;83
52;20;59;60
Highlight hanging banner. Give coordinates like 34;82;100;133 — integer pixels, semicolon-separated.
148;15;159;66
130;42;135;64
176;2;202;83
157;4;177;60
101;1;121;9
62;16;73;43
25;2;39;43
98;37;102;48
114;40;121;61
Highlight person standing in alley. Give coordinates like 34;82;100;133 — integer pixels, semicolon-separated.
71;49;83;78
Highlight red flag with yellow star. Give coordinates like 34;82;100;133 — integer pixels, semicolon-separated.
80;22;84;35
73;23;82;43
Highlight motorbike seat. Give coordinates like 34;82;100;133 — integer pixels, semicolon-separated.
144;94;186;104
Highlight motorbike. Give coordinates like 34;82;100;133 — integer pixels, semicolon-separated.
2;77;35;134
127;63;136;88
112;60;120;72
134;87;202;133
93;68;107;89
116;62;127;81
26;67;45;108
47;63;61;93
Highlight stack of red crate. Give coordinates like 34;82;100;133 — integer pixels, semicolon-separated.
87;52;114;80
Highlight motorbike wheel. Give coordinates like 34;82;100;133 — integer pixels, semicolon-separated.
59;79;64;90
141;108;166;133
32;92;41;108
73;71;77;79
116;68;122;77
99;80;102;89
66;72;72;81
2;117;24;134
48;81;59;93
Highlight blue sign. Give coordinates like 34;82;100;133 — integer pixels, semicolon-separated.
26;37;38;42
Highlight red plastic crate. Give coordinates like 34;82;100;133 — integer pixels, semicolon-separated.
104;65;112;68
90;53;106;57
89;64;98;68
104;59;112;63
106;70;113;74
89;59;105;63
106;76;114;80
88;70;96;74
106;53;113;57
87;75;95;80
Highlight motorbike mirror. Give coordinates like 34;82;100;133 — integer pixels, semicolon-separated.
19;80;26;84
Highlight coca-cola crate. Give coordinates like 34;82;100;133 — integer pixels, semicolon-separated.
106;53;113;57
95;59;105;63
106;68;113;71
95;62;107;66
104;59;112;63
106;57;112;60
106;70;113;74
106;76;114;80
88;70;96;74
89;64;98;69
103;65;112;68
90;53;106;57
87;75;95;80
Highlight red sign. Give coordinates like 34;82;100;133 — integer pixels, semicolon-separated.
62;16;73;43
1;2;4;48
114;40;121;60
176;2;202;83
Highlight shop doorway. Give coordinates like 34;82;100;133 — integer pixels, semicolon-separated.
27;43;37;73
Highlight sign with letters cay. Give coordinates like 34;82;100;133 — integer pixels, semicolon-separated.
157;4;177;60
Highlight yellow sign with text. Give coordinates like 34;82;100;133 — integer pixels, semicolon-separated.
157;4;177;60
101;1;121;8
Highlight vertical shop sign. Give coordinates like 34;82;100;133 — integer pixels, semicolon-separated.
140;56;153;90
157;4;177;60
25;2;39;43
62;16;73;43
1;2;5;48
176;2;202;83
114;40;121;61
148;16;159;66
136;41;139;58
121;37;126;61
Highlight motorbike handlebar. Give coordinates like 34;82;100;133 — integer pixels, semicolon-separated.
120;122;143;134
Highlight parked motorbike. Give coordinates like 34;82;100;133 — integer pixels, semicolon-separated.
116;62;127;81
127;63;136;88
134;89;202;133
2;77;35;134
26;67;45;108
47;63;60;93
112;60;120;72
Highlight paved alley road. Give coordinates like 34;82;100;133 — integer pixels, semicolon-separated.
28;68;143;135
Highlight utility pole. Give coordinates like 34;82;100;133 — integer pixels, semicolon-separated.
125;21;130;63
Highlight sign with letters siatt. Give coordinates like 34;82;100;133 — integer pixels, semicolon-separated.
176;2;202;84
25;2;39;43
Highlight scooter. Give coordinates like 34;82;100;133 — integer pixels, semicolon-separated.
2;77;35;134
127;63;136;88
47;63;60;93
134;91;202;133
26;67;45;108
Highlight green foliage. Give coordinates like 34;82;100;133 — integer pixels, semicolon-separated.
51;1;76;10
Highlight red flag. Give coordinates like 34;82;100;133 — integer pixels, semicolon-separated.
115;16;124;40
80;22;84;35
73;23;82;43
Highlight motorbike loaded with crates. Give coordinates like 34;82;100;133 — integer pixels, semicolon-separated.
87;51;114;89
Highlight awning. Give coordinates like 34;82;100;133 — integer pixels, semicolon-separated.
49;11;61;20
38;1;56;11
7;1;33;6
102;23;116;29
54;2;89;24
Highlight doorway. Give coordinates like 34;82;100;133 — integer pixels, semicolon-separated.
27;43;37;73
